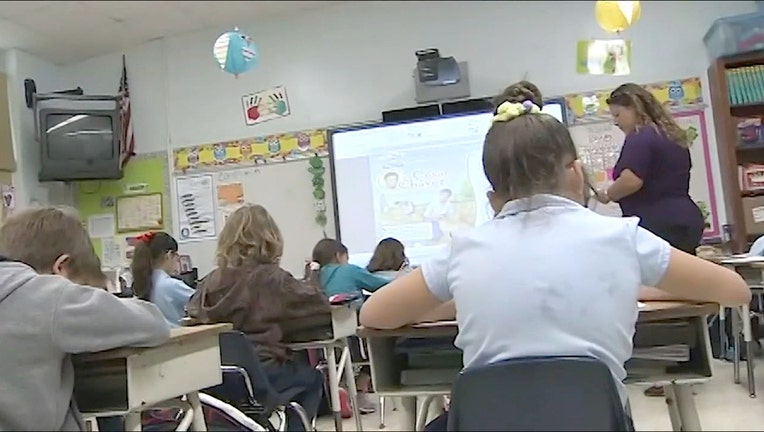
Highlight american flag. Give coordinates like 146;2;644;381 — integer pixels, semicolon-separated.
119;54;135;166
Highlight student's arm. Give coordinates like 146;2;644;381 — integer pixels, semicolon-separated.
361;249;451;329
639;286;686;301
52;279;171;354
633;225;750;306
417;300;456;323
168;279;195;315
351;265;391;292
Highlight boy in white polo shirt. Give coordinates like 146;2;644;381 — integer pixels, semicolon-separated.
360;87;750;430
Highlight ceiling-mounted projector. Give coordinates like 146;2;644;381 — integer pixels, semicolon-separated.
415;48;460;86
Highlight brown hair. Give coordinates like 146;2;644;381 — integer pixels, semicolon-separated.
367;238;407;272
130;232;178;301
216;204;283;268
483;83;578;200
493;80;543;113
312;238;348;267
0;206;100;279
606;83;689;147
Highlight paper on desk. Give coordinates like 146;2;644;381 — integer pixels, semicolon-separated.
638;302;646;309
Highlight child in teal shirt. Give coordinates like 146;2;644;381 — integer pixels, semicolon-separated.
312;238;390;297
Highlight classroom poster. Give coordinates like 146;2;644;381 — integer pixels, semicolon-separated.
216;181;245;225
241;85;291;126
172;129;327;174
564;77;704;124
175;175;217;243
576;39;632;76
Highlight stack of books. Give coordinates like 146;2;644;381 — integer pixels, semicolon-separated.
726;65;764;106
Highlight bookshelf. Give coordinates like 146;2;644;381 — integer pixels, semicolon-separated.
708;50;764;253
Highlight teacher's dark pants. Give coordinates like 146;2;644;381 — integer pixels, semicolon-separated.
639;220;703;255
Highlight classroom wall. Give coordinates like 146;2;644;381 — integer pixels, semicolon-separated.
3;49;75;208
56;1;755;268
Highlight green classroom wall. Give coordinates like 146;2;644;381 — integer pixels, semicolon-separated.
75;152;172;265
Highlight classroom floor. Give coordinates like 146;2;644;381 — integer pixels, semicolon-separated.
315;358;764;431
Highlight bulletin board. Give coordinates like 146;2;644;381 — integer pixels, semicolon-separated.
565;77;720;239
170;128;334;277
75;152;172;268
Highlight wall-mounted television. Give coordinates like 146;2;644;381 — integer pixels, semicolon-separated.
38;108;123;181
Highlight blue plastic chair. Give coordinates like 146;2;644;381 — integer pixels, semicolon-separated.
446;356;630;431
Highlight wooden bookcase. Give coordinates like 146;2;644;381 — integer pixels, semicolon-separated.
708;50;764;253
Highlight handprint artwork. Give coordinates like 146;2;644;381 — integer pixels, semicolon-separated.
242;85;291;126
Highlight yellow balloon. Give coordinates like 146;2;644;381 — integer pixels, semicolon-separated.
595;1;641;33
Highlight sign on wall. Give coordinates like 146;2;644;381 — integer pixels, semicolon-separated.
241;85;291;126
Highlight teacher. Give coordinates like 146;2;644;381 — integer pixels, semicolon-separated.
595;83;705;396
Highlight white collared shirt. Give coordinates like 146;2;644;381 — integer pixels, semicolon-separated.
421;194;671;405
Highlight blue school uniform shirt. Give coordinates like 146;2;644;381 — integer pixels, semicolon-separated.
420;194;671;406
319;264;390;297
150;269;195;327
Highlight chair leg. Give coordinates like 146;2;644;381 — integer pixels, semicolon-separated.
276;409;288;432
288;402;315;432
416;395;437;431
379;396;386;429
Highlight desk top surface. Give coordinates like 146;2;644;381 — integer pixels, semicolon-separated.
75;323;232;362
357;301;718;338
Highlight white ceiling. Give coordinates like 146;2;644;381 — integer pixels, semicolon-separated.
0;1;344;65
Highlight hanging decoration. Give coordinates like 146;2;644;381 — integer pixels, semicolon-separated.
308;155;328;231
594;1;641;34
213;28;258;77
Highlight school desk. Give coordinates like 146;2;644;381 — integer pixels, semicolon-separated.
181;304;364;432
713;256;764;397
358;301;718;432
74;323;232;431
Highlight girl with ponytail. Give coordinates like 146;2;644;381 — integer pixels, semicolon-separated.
130;231;194;326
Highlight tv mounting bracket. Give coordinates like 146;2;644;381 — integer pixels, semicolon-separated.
24;78;123;142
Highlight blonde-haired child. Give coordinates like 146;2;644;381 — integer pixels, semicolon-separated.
188;204;330;431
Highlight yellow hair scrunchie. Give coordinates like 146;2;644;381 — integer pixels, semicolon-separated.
492;100;542;123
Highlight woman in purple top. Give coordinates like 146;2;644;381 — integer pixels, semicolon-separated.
596;83;705;397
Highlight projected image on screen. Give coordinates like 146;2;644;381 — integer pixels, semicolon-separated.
330;112;494;267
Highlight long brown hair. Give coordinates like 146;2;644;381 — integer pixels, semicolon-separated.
606;83;689;148
130;232;178;301
367;238;407;272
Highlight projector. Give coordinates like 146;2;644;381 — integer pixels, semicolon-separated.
415;48;460;86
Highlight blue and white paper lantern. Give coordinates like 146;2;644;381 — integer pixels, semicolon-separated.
213;28;258;77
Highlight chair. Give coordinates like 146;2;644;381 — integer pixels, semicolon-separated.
446;356;630;431
204;331;314;432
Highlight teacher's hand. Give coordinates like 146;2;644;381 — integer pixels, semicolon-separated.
594;189;611;204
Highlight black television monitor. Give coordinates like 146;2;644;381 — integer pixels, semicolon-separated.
38;108;123;181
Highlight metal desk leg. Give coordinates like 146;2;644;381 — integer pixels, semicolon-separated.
664;385;682;432
400;396;417;431
671;383;702;431
733;308;741;384
124;413;141;432
741;303;757;397
187;391;208;431
340;344;363;432
324;346;344;432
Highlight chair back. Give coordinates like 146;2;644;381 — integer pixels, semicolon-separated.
211;331;279;410
447;356;629;431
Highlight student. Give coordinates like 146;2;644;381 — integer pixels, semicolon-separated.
312;238;390;297
366;237;411;280
131;231;195;327
187;204;330;432
0;207;171;431
359;92;750;430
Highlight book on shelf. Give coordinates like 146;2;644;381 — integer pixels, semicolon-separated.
726;65;764;106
